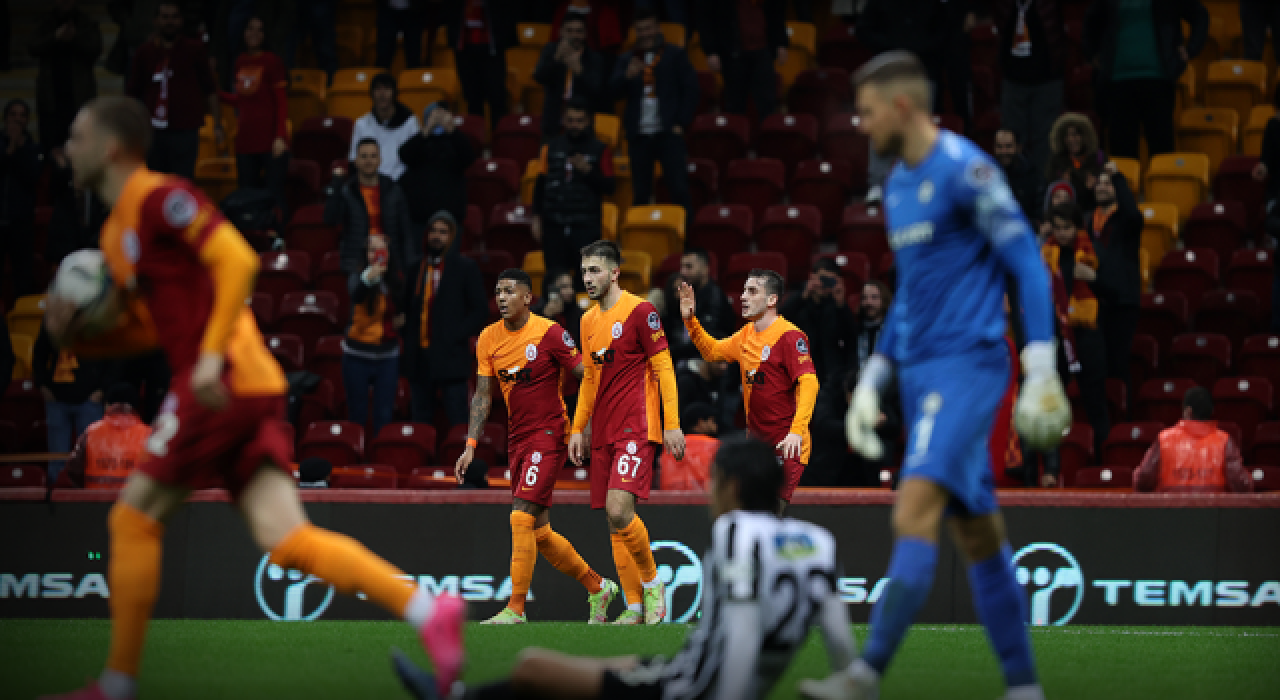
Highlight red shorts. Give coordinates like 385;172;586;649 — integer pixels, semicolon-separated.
508;436;567;508
777;452;806;502
139;385;293;499
590;438;655;509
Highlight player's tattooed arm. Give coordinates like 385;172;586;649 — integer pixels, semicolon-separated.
572;361;585;380
467;375;494;442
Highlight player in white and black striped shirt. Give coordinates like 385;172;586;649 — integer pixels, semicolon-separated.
392;436;858;700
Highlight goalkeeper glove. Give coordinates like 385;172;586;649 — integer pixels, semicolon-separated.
1014;341;1072;451
846;355;890;460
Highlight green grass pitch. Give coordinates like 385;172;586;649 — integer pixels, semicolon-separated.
1;620;1277;699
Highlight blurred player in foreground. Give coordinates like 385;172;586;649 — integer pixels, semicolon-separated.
457;268;620;624
677;268;819;512
802;53;1070;700
569;240;685;624
40;97;464;700
394;436;858;700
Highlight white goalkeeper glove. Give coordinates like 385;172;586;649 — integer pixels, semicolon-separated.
1014;341;1072;451
846;355;890;460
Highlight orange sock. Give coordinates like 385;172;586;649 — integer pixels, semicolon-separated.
535;524;602;594
618;516;658;585
507;512;537;615
105;503;164;677
611;533;644;609
270;524;415;617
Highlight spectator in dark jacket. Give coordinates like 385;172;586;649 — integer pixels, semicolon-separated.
343;232;404;438
780;257;856;384
402;210;488;426
1084;161;1142;389
804;367;901;487
0;99;42;299
375;0;427;71
35;324;109;483
667;248;735;363
534;13;607;139
1045;112;1105;212
993;127;1043;226
47;149;107;268
1251;106;1280;330
1084;0;1208;160
30;0;102;153
398;102;476;267
0;315;13;393
1241;0;1280;62
993;0;1064;174
324;138;415;276
698;0;788;118
445;0;518;131
533;268;584;348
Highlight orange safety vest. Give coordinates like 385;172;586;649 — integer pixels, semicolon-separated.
1155;420;1229;493
83;410;152;490
659;434;719;491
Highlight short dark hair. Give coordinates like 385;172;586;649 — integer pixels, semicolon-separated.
105;383;138;409
543;267;573;297
356;137;380;153
561;12;587;30
580;240;622;266
682;247;712;268
812;257;841;277
863;278;893;309
852;50;931;109
86;97;153;159
370;72;397;96
713;436;783;512
748;268;784;297
564;96;592;116
4;99;29;120
498;268;533;291
681;402;716;433
1050;202;1083;228
634;7;658;24
1184;387;1214;421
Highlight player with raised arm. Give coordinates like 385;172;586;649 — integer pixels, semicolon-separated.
392;436;859;700
801;52;1070;700
568;240;684;625
39;97;464;700
457;268;620;625
677;269;819;512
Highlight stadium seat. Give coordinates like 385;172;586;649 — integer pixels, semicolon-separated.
1240;335;1280;390
1139;202;1179;266
326;68;379;121
755;113;819;180
287;69;328;126
462;250;517;294
439;422;507;467
284;159;322;216
1205;60;1268;128
1169;333;1232;388
601;202;619;242
276;291;342;355
404;466;457;490
9;334;32;380
523;251;546;295
307;334;345;398
821;114;869;192
332;25;364;67
790;160;853;238
1177;66;1197;114
264;333;305;373
1137;378;1200;426
687;114;750;175
517;22;551;48
1252;422;1280;464
607;156;634;212
777;21;817;92
689;204;753;279
1215;155;1267;233
816;23;873;74
694;70;722;115
1219;420;1245;451
398;68;460;116
486;202;538;268
0;464;45;489
838;203;889;265
1072;466;1134;489
1195;289;1260;353
1252;466;1280;492
283;206;340;277
465;159;520;214
1058;423;1096;486
1101;423;1164;467
1130;333;1160;390
756;205;821;285
724;252;787;310
594;113;621;152
723;158;786;223
787;67;852;122
294;117;354;184
1226;249;1273;319
329;465;398;489
195;157;237;203
1145;154;1210;219
1212;376;1273;450
313;251;351;322
618;250;653;295
453;113;488;154
623;22;686;48
256;251;311;307
249;292;274;332
0;419;18;453
520;159;541;205
1176;107;1238;176
1112;157;1142;188
1184;202;1247;267
492;114;542;169
299;420;365;467
1105;378;1129;423
1244;105;1275;156
813;252;871;291
294;378;335;438
506;45;544;113
619;205;686;264
1154;249;1219;314
6;295;46;340
655;158;719;213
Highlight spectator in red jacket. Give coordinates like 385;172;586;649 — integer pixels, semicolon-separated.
1134;387;1254;493
218;16;289;216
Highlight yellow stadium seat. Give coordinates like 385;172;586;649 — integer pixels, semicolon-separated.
618;250;653;295
1139;202;1180;268
523;251;546;294
1245;105;1275;156
521;158;543;205
1177;68;1197;113
506;46;543;115
7;294;46;340
620;205;685;264
1145;153;1210;221
594;114;621;152
198;115;233;162
1140;248;1151;292
1185;18;1221;90
687;35;710;72
195;157;238;203
399;68;460;116
517;23;551;48
335;25;364;69
602;202;619;241
288;69;329;125
1176;107;1238;176
432;26;455;69
625;23;686;48
326;68;380;120
1205;60;1268;128
336;0;375;35
1112;157;1142;188
778;22;817;92
608;157;634;214
10;333;32;380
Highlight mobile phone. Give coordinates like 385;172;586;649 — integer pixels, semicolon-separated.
821;276;838;289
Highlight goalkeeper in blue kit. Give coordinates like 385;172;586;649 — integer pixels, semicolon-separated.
801;52;1070;700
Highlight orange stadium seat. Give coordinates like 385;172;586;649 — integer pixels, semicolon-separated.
1176;107;1237;176
608;156;634;212
9;334;32;380
620;205;686;264
1244;105;1275;156
777;22;817;92
333;25;364;68
601;202;619;241
276;291;342;355
505;46;542;114
431;26;455;69
755;113;819;180
6;295;46;340
398;68;460;116
522;251;545;293
256;251;311;306
791;159;852;238
723;158;785;221
265;333;305;373
1241;335;1280;390
1112;157;1142;188
465;158;520;214
1155;249;1219;313
195;157;236;203
520;158;541;205
517;22;551;48
1195;289;1260;354
756;204;821;285
299;420;366;467
288;69;329;125
1101;423;1164;468
1146;154;1210;220
326;68;379;121
688;114;750;175
689;204;753;278
1170;333;1232;388
1072;466;1133;489
486;202;538;269
1177;68;1197;115
1213;377;1273;450
1140;202;1179;267
618;250;653;295
369;423;438;477
1205;59;1267;127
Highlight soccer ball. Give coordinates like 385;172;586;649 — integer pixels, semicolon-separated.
52;249;111;310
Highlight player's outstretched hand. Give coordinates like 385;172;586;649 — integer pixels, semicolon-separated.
568;433;587;466
777;433;803;460
191;352;230;411
845;385;884;460
664;429;686;461
1015;342;1071;451
676;281;697;320
455;446;474;484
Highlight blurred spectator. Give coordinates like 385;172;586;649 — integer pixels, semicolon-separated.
993;0;1064;174
536;14;607;138
377;0;427;70
805;367;900;487
848;280;890;376
1084;0;1207;160
127;1;222;180
0;99;41;299
780;257;854;383
298;456;333;488
106;0;204;76
47;149;108;268
552;1;624;62
667;248;734;362
532;99;615;279
1083;161;1142;389
993;128;1043;226
64;383;150;490
609;8;699;216
532;268;584;347
698;0;788;118
1253;106;1280;330
446;0;518;131
1045;112;1103;212
0;316;12;385
1038;179;1074;236
659;401;719;490
325;138;414;275
283;0;338;78
938;5;975;132
343;233;404;438
350;72;420;181
31;0;102;153
1240;0;1280;62
219;16;290;216
34;325;108;484
1134;387;1253;493
398;102;475;267
403;211;487;426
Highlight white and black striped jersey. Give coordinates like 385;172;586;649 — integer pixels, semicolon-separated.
655;511;857;700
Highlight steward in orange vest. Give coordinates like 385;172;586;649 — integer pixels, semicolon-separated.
65;384;151;490
1134;387;1253;493
659;403;721;491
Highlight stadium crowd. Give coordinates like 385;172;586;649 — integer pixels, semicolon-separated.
2;0;1279;495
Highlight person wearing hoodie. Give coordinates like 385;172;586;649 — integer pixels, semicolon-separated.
349;72;420;181
1045;112;1105;212
402;210;488;427
1037;179;1074;238
398;101;476;269
325;138;415;276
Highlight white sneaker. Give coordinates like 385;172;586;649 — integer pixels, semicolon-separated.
798;660;879;700
1000;685;1046;700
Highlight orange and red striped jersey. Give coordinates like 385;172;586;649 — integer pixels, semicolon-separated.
476;314;581;446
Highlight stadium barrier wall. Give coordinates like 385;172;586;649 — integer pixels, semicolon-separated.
2;490;1278;626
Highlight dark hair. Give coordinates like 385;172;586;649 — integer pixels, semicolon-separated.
812;257;841;277
356;137;380;153
580;240;622;266
634;7;658;24
86;97;153;159
105;383;138;408
561;12;587;29
543;267;573;298
498;267;534;292
748;268;785;297
564;96;591;116
242;15;270;52
1184;387;1214;421
1049;202;1083;228
370;72;397;97
713;436;783;513
863;278;893;310
681;402;716;433
4;99;29;120
682;247;712;269
853;50;929;91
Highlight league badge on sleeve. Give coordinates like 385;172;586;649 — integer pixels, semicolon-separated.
525;344;538;361
562;331;576;348
163;188;198;228
796;338;809;355
761;345;771;361
965;157;995;189
647;311;661;330
612;321;624;339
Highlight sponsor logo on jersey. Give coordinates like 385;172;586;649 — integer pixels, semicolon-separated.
591;348;615;365
774;533;818;561
163;189;198;228
761;345;771;361
498;366;533;384
611;321;624;339
918;180;934;204
525;344;538;361
562;331;575;348
889;221;934;250
745;369;766;386
647;311;661;330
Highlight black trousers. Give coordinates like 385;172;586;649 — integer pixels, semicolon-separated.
458;45;508;131
542;221;600;287
0;221;33;300
629;131;691;218
1099;301;1140;392
1241;0;1280;60
1107;79;1176;160
236;151;291;221
376;4;425;69
722;48;778;117
1074;326;1111;457
148;128;201;180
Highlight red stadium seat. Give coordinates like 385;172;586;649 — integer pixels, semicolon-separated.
465;158;520;214
1101;423;1164;467
1218;421;1245;451
1072;466;1134;489
1137;291;1188;359
969;24;1001;83
283;205;340;277
256;251;312;306
1169;333;1231;387
439;422;507;466
723;158;786;221
314;251;351;322
299;420;365;467
1058;423;1095;486
791;160;853;238
395;377;413;420
296;379;336;437
277;291;342;355
1252;422;1280;464
1194;289;1260;355
756;205;821;285
453;113;488;154
970;108;1002;154
687;114;750;174
369;422;439;476
689;204;752;279
1225;249;1273;319
0;464;45;488
1184;202;1247;266
755;113;819;180
1212;377;1273;449
486;202;538;268
1106;378;1129;422
817;24;873;74
1213;155;1266;233
250;292;274;331
1136;378;1199;425
462;250;516;293
461;204;485;252
0;380;42;443
264;333;305;373
724;252;788;308
1130;333;1159;391
838;203;889;264
656;158;719;213
1155;249;1219;314
0;420;19;454
308;335;346;399
821;114;869;192
813;252;871;291
787;67;852;122
1252;466;1280;491
694;70;722;116
293;116;354;184
285;158;322;214
877;252;895;284
492;114;542;168
329;464;398;489
1240;335;1280;389
405;466;457;490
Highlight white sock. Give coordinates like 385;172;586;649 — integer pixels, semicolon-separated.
847;658;880;681
404;590;435;628
628;602;643;613
641;577;661;589
1004;684;1045;700
99;670;137;700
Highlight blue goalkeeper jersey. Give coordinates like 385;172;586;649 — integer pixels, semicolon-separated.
876;130;1054;367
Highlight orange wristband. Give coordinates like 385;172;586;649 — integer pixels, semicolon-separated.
466;438;478;448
